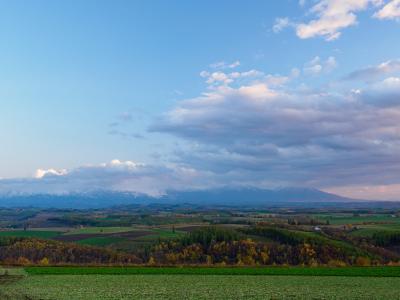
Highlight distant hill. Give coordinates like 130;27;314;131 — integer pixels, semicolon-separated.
0;187;360;209
163;187;353;205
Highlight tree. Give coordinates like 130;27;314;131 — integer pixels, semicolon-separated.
39;257;50;266
148;256;156;265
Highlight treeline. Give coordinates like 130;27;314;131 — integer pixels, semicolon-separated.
0;237;140;265
373;232;400;247
146;227;377;266
2;226;399;267
49;214;204;227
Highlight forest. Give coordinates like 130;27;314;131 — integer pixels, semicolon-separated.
1;223;400;267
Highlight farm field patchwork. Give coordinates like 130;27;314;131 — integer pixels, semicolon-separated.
2;274;400;299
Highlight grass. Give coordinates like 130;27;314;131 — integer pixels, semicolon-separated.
2;274;400;299
138;228;185;241
25;266;400;277
315;214;400;225
0;267;26;276
64;227;137;235
0;230;61;239
350;224;400;237
75;236;126;247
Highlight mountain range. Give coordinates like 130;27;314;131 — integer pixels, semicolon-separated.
0;187;360;209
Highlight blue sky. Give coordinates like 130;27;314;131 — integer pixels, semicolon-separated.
1;0;400;200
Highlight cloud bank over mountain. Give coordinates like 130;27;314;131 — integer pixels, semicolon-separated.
150;58;400;200
0;160;217;197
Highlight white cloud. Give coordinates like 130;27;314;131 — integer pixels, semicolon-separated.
35;169;68;179
272;17;291;33
374;0;400;20
295;0;383;41
304;57;323;75
325;56;338;72
209;60;241;70
303;56;337;75
205;71;233;85
200;69;267;88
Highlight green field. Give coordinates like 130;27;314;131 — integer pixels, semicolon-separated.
0;230;61;239
64;227;137;235
315;214;400;225
350;224;400;237
75;236;126;247
139;228;185;240
1;274;400;299
25;266;400;277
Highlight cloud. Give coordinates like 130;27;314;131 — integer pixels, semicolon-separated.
200;69;268;88
295;0;383;41
201;71;234;85
344;59;400;81
358;76;400;106
272;17;292;33
276;0;399;41
374;0;400;20
108;129;145;139
150;62;400;197
209;60;240;70
35;169;68;179
107;109;148;140
0;160;217;197
200;63;291;90
303;56;337;75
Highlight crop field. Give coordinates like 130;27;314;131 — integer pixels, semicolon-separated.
75;236;126;247
24;266;400;277
1;273;400;299
64;226;138;235
315;214;400;225
0;226;185;248
0;230;61;239
350;224;400;237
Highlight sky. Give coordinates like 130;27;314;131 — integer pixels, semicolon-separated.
1;0;400;200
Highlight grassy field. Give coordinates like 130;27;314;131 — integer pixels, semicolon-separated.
0;230;61;239
75;236;126;247
137;228;185;241
1;274;400;299
64;227;137;235
350;224;400;237
315;214;400;225
25;266;400;277
0;226;187;250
